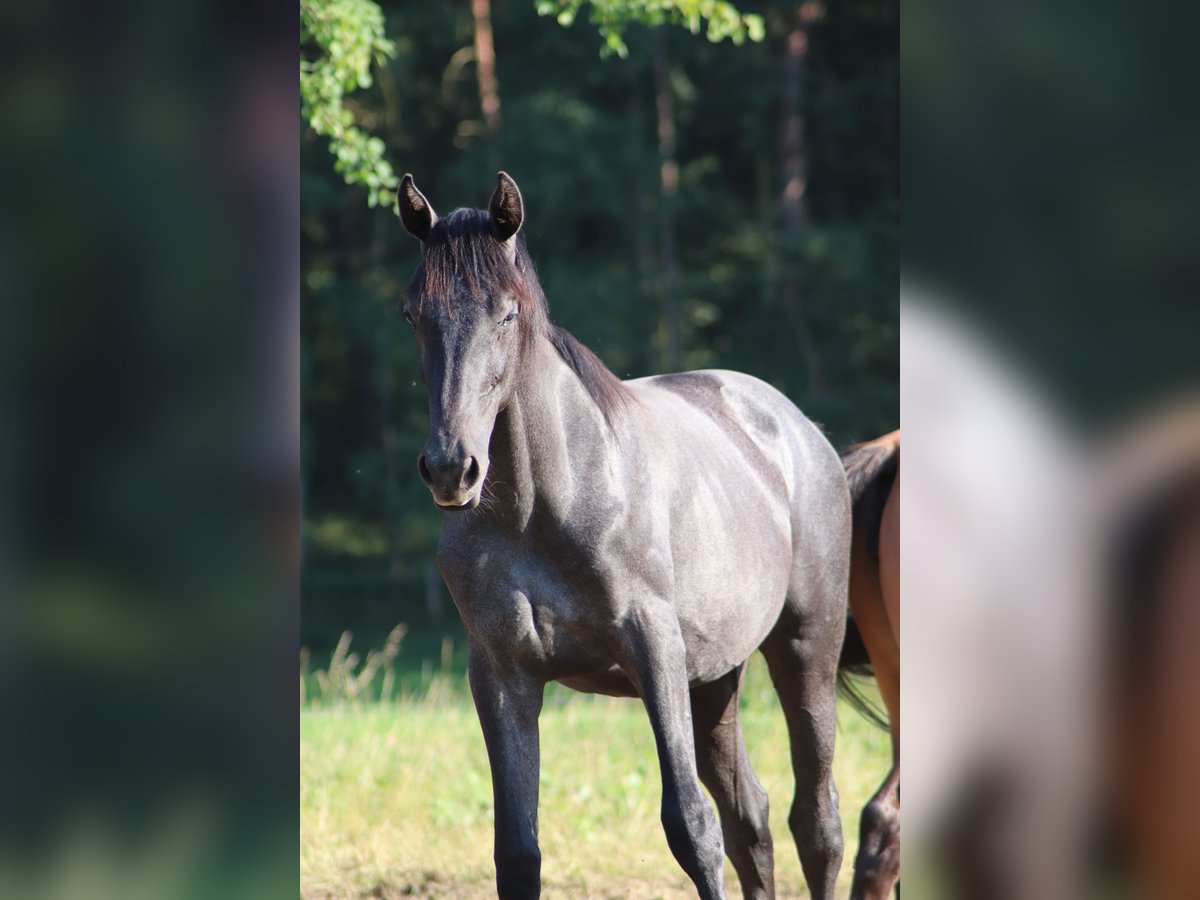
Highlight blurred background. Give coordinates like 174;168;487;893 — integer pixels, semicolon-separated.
300;0;899;675
902;1;1200;897
1;2;297;898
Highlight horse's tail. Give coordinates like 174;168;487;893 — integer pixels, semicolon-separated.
843;434;900;563
837;621;887;729
835;434;899;731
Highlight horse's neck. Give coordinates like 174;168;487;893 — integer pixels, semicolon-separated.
483;335;611;527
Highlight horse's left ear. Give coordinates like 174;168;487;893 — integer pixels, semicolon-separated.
488;171;524;242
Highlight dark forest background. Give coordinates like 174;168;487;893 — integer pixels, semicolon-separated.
301;0;898;666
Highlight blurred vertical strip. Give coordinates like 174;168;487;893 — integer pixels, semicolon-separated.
903;0;1200;423
905;0;1200;897
0;0;297;897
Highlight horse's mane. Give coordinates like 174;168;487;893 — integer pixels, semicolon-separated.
410;208;629;426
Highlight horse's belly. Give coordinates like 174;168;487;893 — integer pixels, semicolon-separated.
670;503;793;681
676;580;789;682
557;667;639;697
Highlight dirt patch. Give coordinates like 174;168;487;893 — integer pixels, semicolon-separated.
303;872;816;899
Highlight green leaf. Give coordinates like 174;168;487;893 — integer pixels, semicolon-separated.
300;0;399;216
541;0;765;57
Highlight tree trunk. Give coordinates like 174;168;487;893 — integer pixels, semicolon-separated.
370;214;404;579
471;0;501;141
380;341;403;578
780;1;824;395
653;33;682;372
625;60;655;374
881;0;900;208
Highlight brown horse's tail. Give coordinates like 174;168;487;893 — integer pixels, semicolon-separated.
836;436;899;730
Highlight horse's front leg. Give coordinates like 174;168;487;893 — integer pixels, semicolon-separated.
468;642;545;900
618;613;726;900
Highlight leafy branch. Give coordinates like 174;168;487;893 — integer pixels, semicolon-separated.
300;0;399;211
536;0;765;57
299;0;766;215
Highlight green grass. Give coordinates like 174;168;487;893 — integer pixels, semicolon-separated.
300;651;891;899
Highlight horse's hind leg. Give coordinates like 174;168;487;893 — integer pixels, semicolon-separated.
761;603;845;900
851;761;900;900
691;666;775;900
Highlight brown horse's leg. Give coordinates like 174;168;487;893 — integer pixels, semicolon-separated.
850;762;900;900
691;667;775;900
761;611;844;900
847;478;902;900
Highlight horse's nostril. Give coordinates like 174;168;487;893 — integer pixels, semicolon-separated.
464;456;481;487
417;454;433;485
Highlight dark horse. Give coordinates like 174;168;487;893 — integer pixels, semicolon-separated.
398;171;851;900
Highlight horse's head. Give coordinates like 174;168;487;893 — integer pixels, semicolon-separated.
399;171;540;510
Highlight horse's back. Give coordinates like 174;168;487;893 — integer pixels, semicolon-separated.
629;368;847;516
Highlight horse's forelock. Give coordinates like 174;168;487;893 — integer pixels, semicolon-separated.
413;210;545;332
406;206;627;427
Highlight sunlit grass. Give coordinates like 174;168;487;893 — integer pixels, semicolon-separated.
301;648;890;899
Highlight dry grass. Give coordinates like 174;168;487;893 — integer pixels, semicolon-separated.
300;651;890;899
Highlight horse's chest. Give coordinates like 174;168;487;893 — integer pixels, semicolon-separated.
440;542;618;676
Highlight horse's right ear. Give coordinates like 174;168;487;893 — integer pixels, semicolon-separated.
398;174;437;242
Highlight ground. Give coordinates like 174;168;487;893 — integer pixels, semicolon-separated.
300;651;890;899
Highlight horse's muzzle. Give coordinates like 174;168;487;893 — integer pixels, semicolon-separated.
418;449;483;509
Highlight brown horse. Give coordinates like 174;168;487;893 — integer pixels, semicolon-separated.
840;430;900;900
1106;407;1200;900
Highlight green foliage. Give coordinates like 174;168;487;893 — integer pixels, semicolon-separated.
300;0;399;210
536;0;765;57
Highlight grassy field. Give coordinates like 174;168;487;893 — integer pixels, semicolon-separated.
300;647;890;899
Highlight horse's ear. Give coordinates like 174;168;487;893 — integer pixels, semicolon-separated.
488;171;524;243
398;174;437;242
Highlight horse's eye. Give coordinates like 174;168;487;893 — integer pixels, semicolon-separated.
403;309;415;327
500;311;517;325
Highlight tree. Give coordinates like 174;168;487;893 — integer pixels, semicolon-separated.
301;0;764;215
300;0;399;209
779;1;825;394
536;0;764;57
